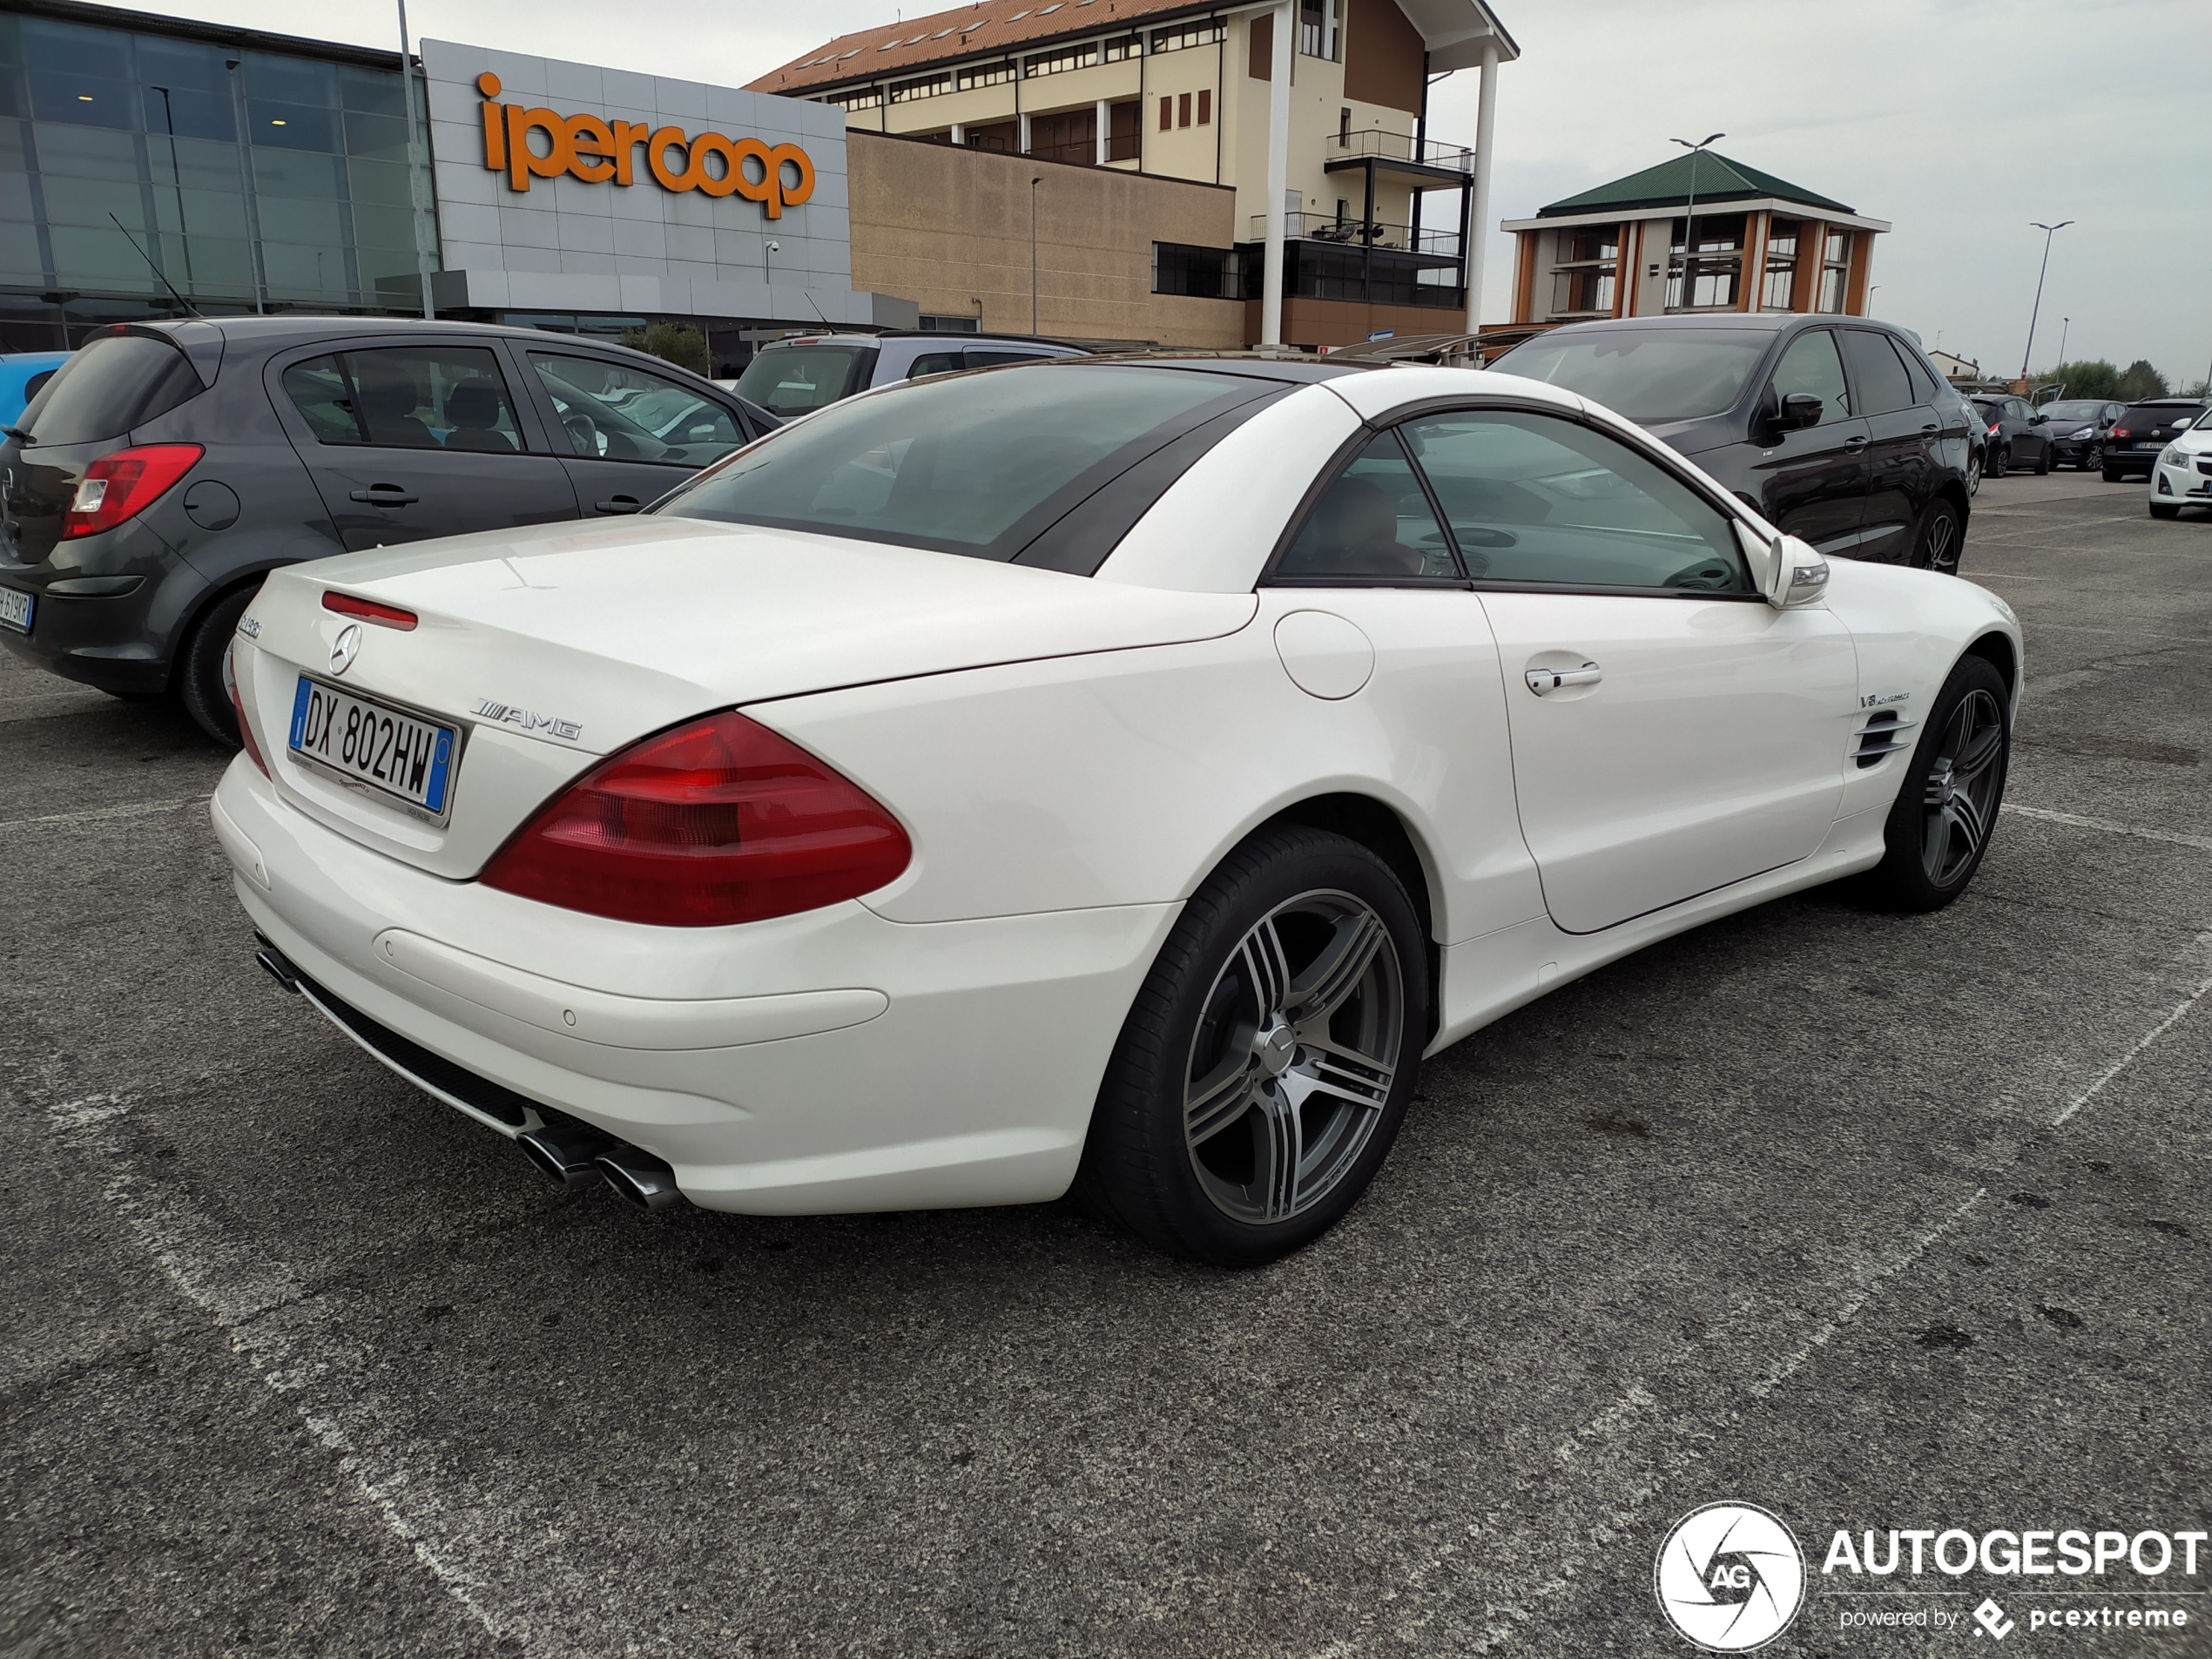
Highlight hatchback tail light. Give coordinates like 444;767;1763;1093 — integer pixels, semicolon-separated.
2111;428;2131;440
61;444;203;540
480;710;911;927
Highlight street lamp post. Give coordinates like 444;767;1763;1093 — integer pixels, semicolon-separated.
2057;315;2069;368
1669;132;1723;312
2020;220;2072;381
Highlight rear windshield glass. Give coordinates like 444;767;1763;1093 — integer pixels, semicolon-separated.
2120;405;2201;428
656;363;1261;561
17;333;202;445
732;345;875;419
1489;328;1771;421
2039;401;2107;423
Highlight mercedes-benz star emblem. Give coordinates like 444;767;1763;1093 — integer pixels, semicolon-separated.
329;622;362;677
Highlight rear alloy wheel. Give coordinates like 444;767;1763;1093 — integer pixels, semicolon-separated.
1911;496;1963;574
176;583;254;747
1862;654;2010;912
1984;445;2004;482
1077;825;1426;1265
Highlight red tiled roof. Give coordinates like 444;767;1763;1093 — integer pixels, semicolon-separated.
743;0;1214;97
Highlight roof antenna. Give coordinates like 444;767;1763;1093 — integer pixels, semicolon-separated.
109;212;205;320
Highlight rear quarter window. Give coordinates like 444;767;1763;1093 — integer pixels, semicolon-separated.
17;333;203;445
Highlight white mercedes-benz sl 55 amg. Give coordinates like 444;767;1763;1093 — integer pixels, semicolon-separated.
212;355;2020;1264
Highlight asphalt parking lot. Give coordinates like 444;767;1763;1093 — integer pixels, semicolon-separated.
3;469;2208;1658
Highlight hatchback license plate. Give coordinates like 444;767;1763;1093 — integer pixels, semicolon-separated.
288;676;458;816
0;586;31;633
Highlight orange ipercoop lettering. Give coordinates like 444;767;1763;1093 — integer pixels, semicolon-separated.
475;72;815;218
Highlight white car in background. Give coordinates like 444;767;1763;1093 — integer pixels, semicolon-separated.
2148;407;2212;519
213;356;2022;1265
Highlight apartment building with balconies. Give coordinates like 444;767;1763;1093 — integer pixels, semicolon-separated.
747;0;1516;349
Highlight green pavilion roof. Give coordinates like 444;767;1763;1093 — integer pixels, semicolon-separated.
1537;152;1855;219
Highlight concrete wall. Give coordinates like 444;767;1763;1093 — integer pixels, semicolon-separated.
846;131;1243;347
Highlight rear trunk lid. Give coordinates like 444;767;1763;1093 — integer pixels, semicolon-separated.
239;515;1256;878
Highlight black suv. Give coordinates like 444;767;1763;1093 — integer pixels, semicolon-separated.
1490;314;1976;573
0;318;776;742
2102;400;2207;482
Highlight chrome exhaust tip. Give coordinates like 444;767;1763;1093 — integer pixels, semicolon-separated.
516;1122;615;1190
594;1146;682;1211
253;936;301;995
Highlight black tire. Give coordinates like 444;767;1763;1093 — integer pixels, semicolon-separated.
1076;824;1428;1266
175;584;254;747
2148;502;2181;520
1861;654;2010;913
2101;466;2124;483
1986;445;2006;481
2033;445;2051;475
1910;495;1964;573
2083;442;2104;473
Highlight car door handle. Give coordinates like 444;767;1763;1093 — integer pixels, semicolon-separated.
1526;662;1602;696
1843;436;1868;451
594;496;642;515
348;485;418;506
1920;422;1938;433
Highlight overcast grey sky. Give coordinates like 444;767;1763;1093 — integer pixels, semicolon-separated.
166;0;2211;387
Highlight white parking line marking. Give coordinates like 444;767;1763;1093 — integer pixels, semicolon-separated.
2002;803;2212;853
0;794;212;832
44;1091;513;1649
1468;921;2212;1651
2051;934;2212;1128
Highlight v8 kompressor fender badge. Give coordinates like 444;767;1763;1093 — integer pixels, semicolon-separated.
470;698;583;741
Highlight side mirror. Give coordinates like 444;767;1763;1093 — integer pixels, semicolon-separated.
1779;392;1823;430
1750;529;1830;610
2032;413;2048;425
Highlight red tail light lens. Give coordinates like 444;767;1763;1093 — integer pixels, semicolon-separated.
480;711;911;927
323;590;418;630
1986;422;2001;435
224;639;268;777
2111;428;2131;440
60;444;203;540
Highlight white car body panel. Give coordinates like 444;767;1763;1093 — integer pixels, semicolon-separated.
216;361;2025;1217
2151;421;2212;510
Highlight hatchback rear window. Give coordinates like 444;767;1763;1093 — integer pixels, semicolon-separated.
2118;405;2202;432
732;345;875;418
657;362;1268;562
1489;328;1772;421
17;332;203;445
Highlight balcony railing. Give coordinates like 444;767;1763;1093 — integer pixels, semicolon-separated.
1328;128;1474;174
1251;211;1461;260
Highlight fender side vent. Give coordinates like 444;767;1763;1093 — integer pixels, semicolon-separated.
1853;710;1918;769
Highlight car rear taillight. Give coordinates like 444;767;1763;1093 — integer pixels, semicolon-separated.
60;443;203;540
224;639;267;777
479;710;911;927
1986;422;2001;435
2111;428;2131;439
323;590;418;630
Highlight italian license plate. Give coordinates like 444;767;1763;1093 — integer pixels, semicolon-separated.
0;586;31;633
287;675;459;817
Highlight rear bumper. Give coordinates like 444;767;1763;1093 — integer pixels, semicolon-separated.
0;525;200;694
212;756;1177;1215
2105;448;2164;474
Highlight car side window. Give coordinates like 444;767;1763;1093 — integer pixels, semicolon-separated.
1892;339;1941;405
1396;408;1752;595
529;353;742;469
281;347;525;452
1841;329;1914;415
965;348;1049;368
1767;329;1851;424
907;351;964;379
1274;430;1457;582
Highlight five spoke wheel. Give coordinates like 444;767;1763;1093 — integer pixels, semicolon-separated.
1921;688;2004;886
1183;893;1403;1225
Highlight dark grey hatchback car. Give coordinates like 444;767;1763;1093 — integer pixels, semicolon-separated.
1490;314;1975;574
0;318;776;742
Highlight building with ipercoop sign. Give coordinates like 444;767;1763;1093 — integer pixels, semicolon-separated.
0;0;1514;365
